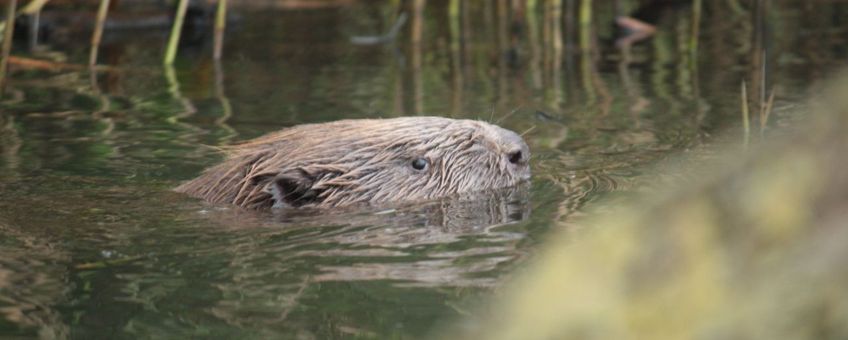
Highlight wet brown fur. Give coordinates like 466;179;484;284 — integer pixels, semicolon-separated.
175;117;530;210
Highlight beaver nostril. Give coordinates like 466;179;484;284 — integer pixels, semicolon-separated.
508;151;523;164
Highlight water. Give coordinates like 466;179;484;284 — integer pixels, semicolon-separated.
0;1;845;338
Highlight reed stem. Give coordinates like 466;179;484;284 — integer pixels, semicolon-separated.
89;0;110;67
164;0;189;65
213;0;227;60
0;0;18;95
18;0;49;15
689;0;702;70
741;80;751;147
578;0;591;54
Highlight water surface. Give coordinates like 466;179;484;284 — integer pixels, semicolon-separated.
0;1;845;338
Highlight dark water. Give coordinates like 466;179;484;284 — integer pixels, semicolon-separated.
0;1;845;338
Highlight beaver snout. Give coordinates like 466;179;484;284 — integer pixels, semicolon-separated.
502;133;530;166
485;124;532;180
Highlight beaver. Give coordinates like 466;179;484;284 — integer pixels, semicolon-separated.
176;116;531;210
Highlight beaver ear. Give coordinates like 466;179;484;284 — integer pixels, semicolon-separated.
251;171;322;208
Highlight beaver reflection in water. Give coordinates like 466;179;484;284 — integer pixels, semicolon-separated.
176;117;531;210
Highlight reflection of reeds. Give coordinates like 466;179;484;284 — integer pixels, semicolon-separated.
547;0;563;109
448;0;463;115
0;222;71;338
214;59;237;141
526;0;542;91
26;10;39;50
0;114;22;172
496;0;507;103
689;0;702;106
577;0;595;104
277;275;310;322
726;0;746;15
403;0;424;115
12;0;43;50
164;64;197;119
617;46;649;126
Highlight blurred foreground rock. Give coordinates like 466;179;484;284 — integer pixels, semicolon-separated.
444;73;848;340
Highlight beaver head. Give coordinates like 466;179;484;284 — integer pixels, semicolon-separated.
176;116;531;210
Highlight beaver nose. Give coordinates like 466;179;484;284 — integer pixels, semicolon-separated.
476;120;531;173
507;149;526;165
499;129;530;166
500;130;531;181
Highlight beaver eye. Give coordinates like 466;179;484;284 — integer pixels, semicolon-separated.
411;158;428;171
